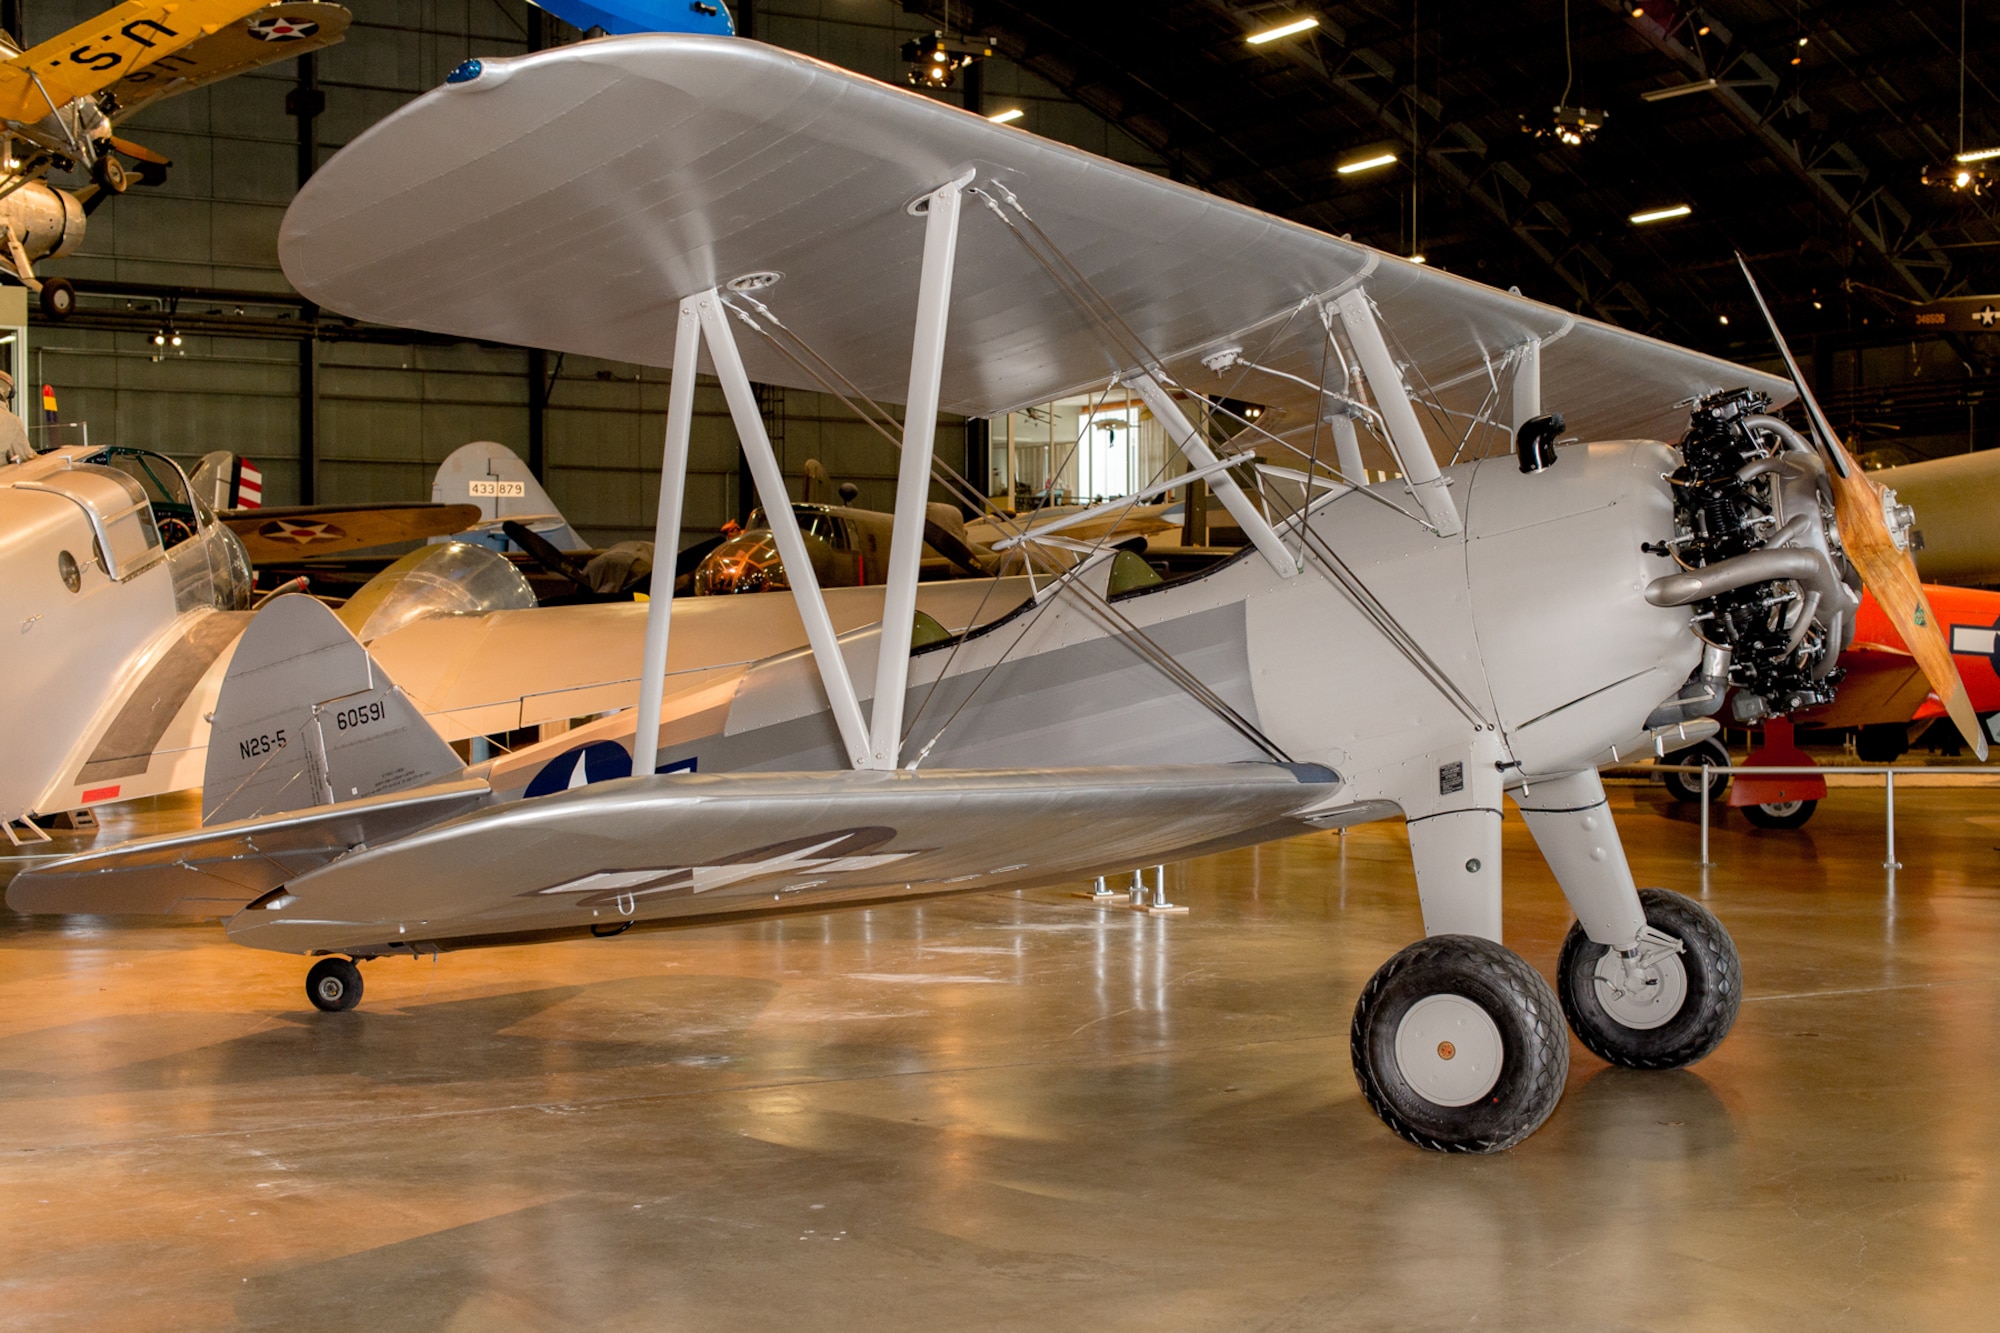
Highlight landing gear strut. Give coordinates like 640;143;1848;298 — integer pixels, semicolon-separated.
1556;888;1739;1069
1351;935;1569;1152
306;957;364;1012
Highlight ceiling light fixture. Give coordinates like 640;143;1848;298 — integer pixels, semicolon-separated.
1640;78;1719;102
1926;0;1985;193
1718;315;1730;325
1246;16;1319;46
1629;203;1693;224
1408;254;1427;265
1527;4;1608;147
1336;150;1398;175
988;108;1024;124
900;32;994;90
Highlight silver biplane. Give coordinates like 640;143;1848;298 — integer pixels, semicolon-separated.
15;35;1978;1152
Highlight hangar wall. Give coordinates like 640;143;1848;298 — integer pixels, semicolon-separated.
25;0;1165;544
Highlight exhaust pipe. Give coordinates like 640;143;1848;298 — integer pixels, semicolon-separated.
1644;542;1845;611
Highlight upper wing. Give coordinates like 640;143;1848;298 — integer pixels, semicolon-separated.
280;35;1792;464
0;0;271;123
104;2;351;123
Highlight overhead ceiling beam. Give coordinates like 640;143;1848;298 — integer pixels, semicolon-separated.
1600;1;1957;301
1236;4;1655;327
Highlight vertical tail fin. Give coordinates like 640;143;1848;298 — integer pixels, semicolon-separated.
432;441;582;552
202;595;464;825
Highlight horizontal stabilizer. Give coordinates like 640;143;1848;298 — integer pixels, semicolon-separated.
5;780;487;918
228;763;1345;955
202;595;465;824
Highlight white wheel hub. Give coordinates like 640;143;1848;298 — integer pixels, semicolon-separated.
1761;800;1804;817
1394;994;1503;1106
1592;945;1688;1030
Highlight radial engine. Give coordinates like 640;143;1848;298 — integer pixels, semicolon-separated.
1644;388;1863;726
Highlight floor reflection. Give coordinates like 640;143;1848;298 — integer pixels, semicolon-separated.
3;780;2000;1328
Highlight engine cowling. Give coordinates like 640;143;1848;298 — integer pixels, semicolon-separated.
0;182;86;265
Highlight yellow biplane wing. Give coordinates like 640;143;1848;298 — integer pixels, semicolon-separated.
0;0;272;125
104;2;351;122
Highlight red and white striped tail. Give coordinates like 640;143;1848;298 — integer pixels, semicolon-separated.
233;459;264;510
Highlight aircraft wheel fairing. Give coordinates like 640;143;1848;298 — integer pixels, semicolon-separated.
1557;889;1739;1070
1662;738;1730;803
306;957;364;1013
1351;935;1568;1152
1742;798;1816;829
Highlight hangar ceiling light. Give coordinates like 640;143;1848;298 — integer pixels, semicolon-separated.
1336;150;1397;176
1629;204;1693;224
988;108;1025;124
1640;78;1718;102
1246;17;1318;46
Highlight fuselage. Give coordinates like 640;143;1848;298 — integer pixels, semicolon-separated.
483;441;1699;812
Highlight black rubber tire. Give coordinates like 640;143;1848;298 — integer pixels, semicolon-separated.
1854;723;1909;764
1351;935;1569;1153
93;154;128;194
1742;798;1816;829
39;278;75;320
1661;738;1730;803
306;957;364;1013
1557;888;1740;1070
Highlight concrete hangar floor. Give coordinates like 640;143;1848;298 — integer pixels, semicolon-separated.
2;774;1997;1330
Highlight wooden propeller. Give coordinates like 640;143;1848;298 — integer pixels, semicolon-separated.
1738;255;1988;761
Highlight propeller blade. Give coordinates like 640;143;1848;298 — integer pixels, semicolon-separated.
500;520;594;588
1735;253;1848;479
673;532;728;579
1738;257;1987;760
920;518;991;578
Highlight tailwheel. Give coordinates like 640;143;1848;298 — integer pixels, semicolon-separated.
1742;798;1816;829
306;957;364;1012
1557;888;1739;1070
1351;935;1568;1153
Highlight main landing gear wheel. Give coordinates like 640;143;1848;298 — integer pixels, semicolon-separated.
39;278;75;320
1351;935;1569;1153
1557;888;1739;1070
306;957;364;1012
1661;738;1730;803
1742;798;1816;829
